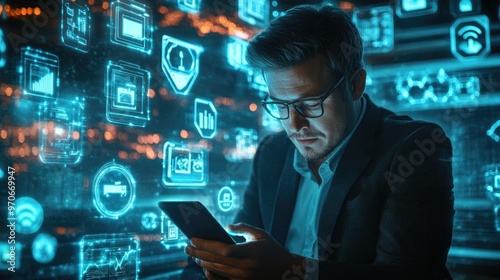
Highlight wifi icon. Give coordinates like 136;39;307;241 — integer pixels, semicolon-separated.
450;15;490;61
457;25;483;54
15;197;44;234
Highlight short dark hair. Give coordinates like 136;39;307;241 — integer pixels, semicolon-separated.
246;3;363;77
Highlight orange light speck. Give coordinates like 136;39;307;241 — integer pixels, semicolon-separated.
180;130;188;139
102;1;109;9
104;131;112;141
249;103;257;112
148;89;155;98
0;130;7;139
73;131;80;140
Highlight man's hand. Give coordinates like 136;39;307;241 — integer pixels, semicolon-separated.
185;223;306;280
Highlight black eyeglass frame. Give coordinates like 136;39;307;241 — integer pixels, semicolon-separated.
261;75;346;120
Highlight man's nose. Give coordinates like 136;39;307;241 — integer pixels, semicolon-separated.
286;106;308;131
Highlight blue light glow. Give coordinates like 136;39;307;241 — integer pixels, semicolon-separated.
452;74;480;102
396;0;438;18
486;121;500;142
160;214;188;250
224;128;258;162
80;233;140;280
105;61;150;127
354;6;394;54
0;242;22;270
110;0;152;54
162;142;208;187
21;47;59;98
177;0;201;14
38;99;84;164
238;0;270;27
194;98;217;139
0;28;6;68
32;233;58;264
450;0;481;17
247;70;268;92
15;197;44;234
61;0;91;52
227;37;251;71
93;162;136;219
141;212;159;231
450;15;490;61
217;186;235;212
261;112;283;132
161;35;203;95
396;72;435;104
431;68;454;103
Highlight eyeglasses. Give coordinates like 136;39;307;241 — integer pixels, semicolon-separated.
261;76;345;120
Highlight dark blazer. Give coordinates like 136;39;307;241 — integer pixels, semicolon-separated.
182;95;454;279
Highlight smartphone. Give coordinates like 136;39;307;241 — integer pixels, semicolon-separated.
158;201;236;244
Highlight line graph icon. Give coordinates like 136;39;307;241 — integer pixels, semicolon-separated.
450;15;490;61
80;233;140;280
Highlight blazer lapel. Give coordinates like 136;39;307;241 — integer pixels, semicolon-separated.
270;144;301;246
317;97;380;259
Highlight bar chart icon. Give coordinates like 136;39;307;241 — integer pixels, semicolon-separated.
194;98;217;139
21;47;59;98
30;65;54;95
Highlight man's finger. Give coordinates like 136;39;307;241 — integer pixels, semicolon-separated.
227;223;268;240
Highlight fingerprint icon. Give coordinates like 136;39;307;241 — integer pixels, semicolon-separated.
16;197;44;234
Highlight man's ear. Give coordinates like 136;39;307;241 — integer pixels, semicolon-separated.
350;68;366;101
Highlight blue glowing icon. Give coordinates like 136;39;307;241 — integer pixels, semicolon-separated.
452;74;480;102
16;197;44;234
396;72;434;104
141;212;159;230
38;100;84;165
396;0;437;18
178;0;201;14
224;128;258;162
227;37;251;71
93;162;136;219
80;233;140;280
218;186;235;212
162;142;207;187
21;47;59;98
32;233;58;264
160;214;188;250
110;0;152;54
106;61;150;127
450;15;490;61
238;0;270;27
450;0;480;17
194;98;217;139
0;28;6;68
0;242;22;271
353;6;394;54
61;0;91;52
161;35;203;95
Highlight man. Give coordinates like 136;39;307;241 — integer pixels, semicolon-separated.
183;3;454;279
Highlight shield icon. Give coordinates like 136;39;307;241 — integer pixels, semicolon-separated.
162;35;203;95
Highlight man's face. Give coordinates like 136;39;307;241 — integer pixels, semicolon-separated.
264;55;355;164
